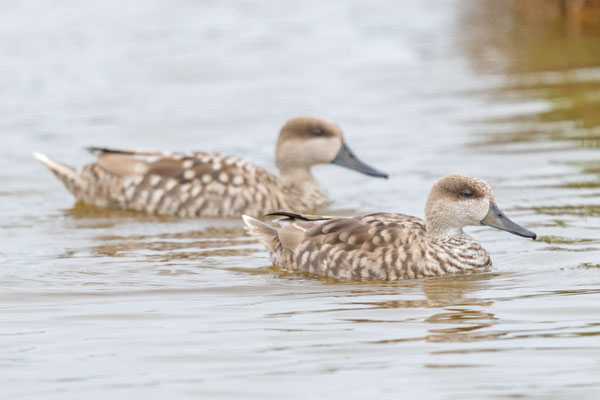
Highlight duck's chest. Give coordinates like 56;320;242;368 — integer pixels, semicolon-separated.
428;237;492;274
279;181;329;213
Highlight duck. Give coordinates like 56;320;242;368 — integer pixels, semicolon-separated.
242;174;537;280
34;116;388;218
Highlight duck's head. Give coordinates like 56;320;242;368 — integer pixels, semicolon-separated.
275;116;388;179
425;174;536;239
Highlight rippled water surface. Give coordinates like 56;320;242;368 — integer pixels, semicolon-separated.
2;1;600;398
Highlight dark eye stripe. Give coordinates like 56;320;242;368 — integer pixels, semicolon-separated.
312;127;324;136
461;188;473;197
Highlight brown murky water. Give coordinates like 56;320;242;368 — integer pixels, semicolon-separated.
1;1;599;398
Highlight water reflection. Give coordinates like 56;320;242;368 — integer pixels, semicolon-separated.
362;274;501;343
352;273;496;310
88;228;255;260
530;204;600;217
426;308;499;342
419;275;498;343
472;72;600;148
460;1;600;74
263;272;501;344
537;235;600;252
63;202;176;221
460;2;600;152
57;202;260;261
578;263;600;269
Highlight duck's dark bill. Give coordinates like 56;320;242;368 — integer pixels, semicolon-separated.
331;142;388;179
481;202;537;240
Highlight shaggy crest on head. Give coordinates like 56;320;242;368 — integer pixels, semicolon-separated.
34;116;388;218
243;174;536;281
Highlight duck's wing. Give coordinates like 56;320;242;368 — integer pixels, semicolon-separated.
87;147;255;180
265;211;332;229
263;211;426;250
355;212;427;235
304;212;426;249
86;146;281;184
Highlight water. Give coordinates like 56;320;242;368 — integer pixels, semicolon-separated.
1;1;599;398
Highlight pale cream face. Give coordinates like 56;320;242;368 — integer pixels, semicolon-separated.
425;174;495;232
426;174;538;240
277;136;343;168
275;116;344;170
443;193;492;227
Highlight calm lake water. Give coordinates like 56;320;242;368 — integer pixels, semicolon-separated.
1;1;599;398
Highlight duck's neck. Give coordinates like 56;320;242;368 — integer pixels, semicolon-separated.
425;225;492;270
277;167;328;212
425;223;465;241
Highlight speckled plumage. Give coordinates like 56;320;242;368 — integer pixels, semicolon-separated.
243;174;536;281
244;212;491;280
34;116;386;218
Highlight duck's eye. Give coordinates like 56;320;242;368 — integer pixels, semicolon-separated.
312;127;324;136
460;188;473;198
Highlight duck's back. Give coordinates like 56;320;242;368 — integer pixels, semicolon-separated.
76;148;286;217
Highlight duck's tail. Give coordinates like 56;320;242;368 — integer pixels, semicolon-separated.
242;215;278;253
33;152;87;198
